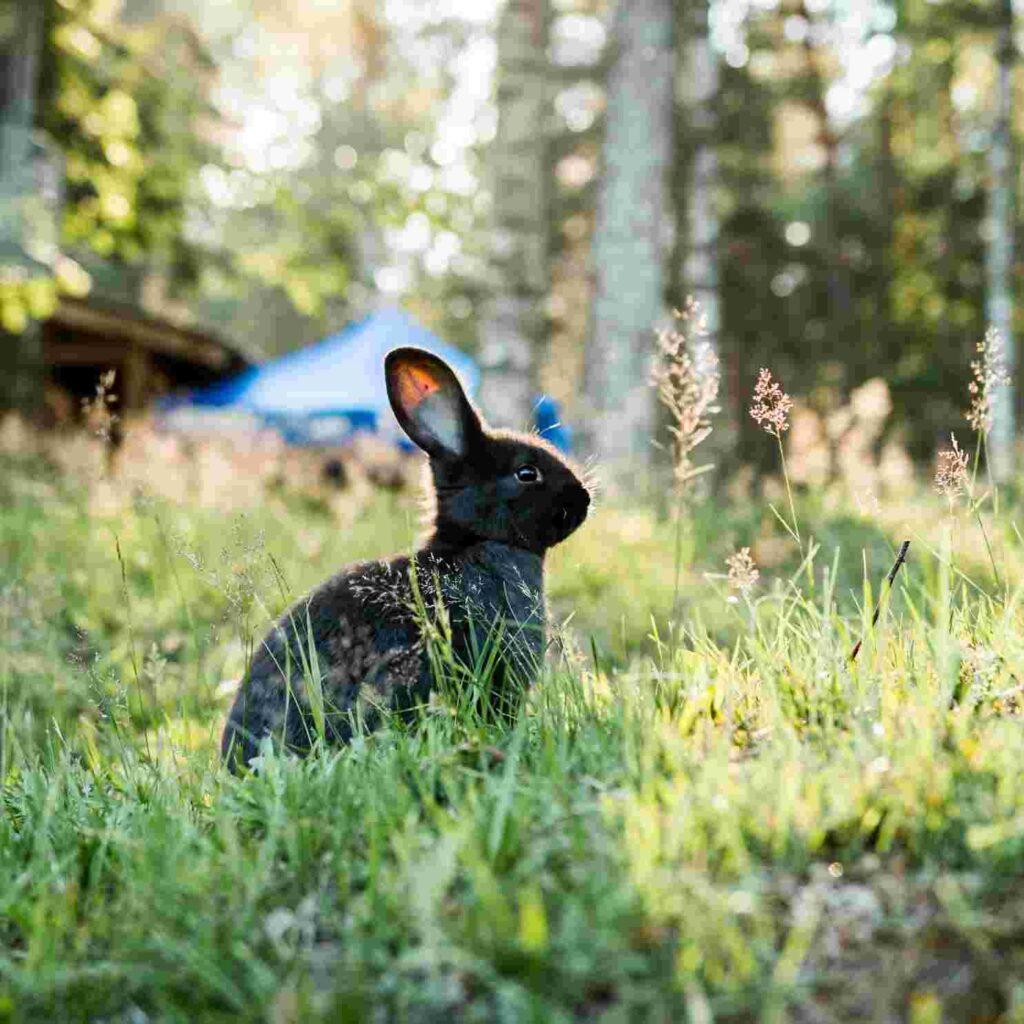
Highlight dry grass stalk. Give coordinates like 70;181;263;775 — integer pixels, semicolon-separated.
651;298;721;494
749;367;801;546
81;369;119;443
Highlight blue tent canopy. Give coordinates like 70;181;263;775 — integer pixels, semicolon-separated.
160;307;480;448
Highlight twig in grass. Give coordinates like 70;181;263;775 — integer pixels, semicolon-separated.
850;540;910;662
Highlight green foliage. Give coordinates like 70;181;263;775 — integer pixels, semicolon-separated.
711;0;1019;463
39;0;215;279
0;273;59;334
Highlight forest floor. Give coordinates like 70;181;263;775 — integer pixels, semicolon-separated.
2;445;1024;1022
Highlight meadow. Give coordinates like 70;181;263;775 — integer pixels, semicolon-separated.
2;422;1024;1022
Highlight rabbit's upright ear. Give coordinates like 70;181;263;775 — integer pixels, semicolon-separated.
385;347;483;459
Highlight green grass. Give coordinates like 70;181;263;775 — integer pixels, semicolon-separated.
3;454;1024;1021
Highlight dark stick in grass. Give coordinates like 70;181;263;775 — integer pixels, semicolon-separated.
850;540;911;662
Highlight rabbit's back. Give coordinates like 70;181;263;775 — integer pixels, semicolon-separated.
220;541;545;767
220;555;425;766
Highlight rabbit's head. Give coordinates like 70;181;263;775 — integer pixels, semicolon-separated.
386;347;590;554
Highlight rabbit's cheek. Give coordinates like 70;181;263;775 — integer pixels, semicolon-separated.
494;477;521;500
448;489;481;524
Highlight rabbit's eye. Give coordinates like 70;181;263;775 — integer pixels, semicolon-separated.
515;464;542;484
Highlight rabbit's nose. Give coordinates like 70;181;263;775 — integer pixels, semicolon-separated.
558;486;590;531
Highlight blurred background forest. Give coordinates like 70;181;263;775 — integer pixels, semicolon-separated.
10;7;1024;1017
0;0;1020;488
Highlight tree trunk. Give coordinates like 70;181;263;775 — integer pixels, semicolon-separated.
987;0;1016;482
874;85;895;381
798;0;850;381
677;0;718;333
477;0;550;431
676;0;719;382
583;0;673;489
0;0;46;414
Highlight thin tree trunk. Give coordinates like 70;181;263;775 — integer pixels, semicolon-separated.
0;0;44;253
477;0;549;431
584;0;673;488
875;85;895;379
987;0;1016;482
798;0;849;373
677;0;719;377
937;48;958;406
0;0;46;414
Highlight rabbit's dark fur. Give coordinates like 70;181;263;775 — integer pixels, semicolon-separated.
221;347;590;768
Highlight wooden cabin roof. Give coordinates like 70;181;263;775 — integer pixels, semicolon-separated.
47;297;250;376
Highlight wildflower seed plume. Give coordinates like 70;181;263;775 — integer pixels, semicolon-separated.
966;327;1011;434
726;547;759;594
935;433;969;501
749;368;793;437
651;298;721;491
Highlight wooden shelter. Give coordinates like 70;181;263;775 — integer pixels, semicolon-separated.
41;296;249;419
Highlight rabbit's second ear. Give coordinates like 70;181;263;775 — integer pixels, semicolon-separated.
385;347;481;459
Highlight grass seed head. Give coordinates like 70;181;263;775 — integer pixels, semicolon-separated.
726;547;760;594
749;368;793;438
966;327;1011;435
935;433;969;501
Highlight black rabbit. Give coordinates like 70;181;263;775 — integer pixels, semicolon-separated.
221;346;591;768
